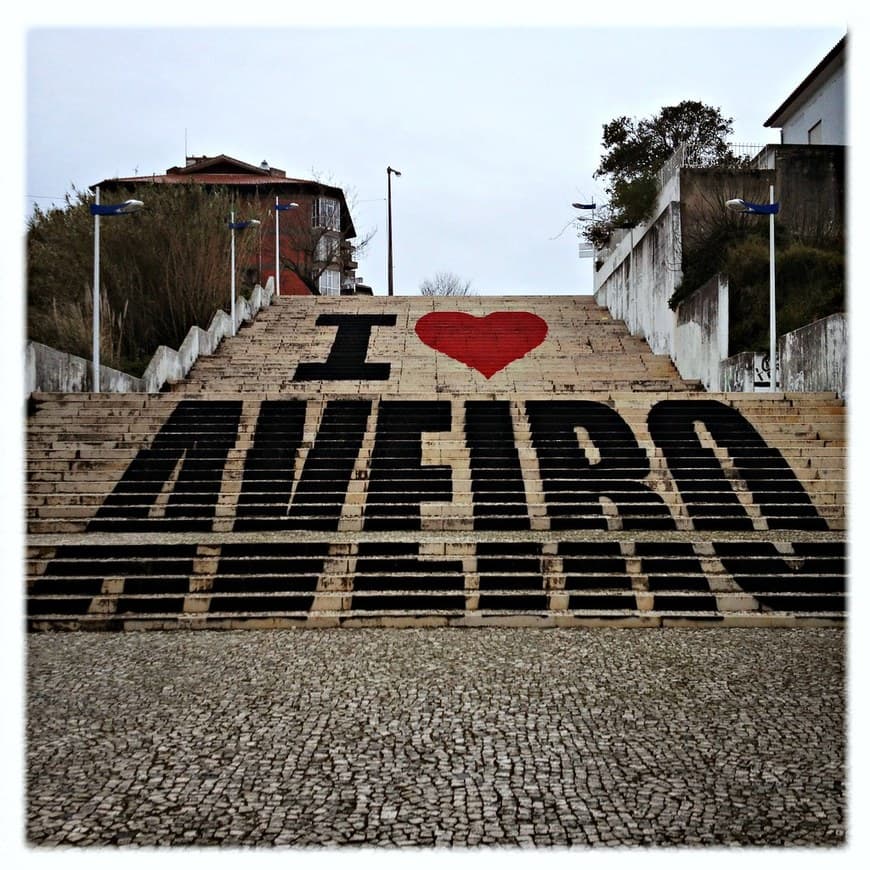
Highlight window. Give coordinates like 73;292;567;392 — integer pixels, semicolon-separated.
313;197;340;231
318;269;341;296
315;234;339;263
808;120;823;144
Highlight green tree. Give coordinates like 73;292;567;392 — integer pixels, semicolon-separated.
583;101;739;244
598;101;735;184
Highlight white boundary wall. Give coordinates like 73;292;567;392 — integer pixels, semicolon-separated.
672;274;729;391
779;313;847;397
26;280;275;396
593;157;845;397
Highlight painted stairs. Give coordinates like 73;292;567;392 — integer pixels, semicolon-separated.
26;295;847;629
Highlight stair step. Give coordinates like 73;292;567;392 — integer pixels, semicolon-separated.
26;294;847;630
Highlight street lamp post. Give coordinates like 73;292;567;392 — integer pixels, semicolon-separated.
89;187;144;392
387;166;401;296
726;186;781;390
274;198;299;297
229;212;261;336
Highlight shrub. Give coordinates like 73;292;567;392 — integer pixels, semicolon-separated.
720;237;845;354
27;186;264;375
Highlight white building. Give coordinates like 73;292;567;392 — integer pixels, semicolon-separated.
764;36;846;147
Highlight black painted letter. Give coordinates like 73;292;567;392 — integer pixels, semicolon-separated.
647;399;827;531
293;314;397;381
465;400;530;530
89;400;242;532
526;400;674;530
235;399;371;531
364;401;453;531
234;400;306;530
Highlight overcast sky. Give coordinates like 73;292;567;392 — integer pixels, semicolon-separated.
20;16;848;297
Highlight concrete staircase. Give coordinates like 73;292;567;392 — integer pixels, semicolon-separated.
26;295;846;629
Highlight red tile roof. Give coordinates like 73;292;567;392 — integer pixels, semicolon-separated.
99;173;318;187
91;154;356;237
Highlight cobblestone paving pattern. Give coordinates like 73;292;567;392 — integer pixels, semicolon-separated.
27;628;845;848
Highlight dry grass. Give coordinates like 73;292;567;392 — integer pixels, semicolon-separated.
27;186;264;375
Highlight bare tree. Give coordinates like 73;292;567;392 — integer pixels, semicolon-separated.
419;272;474;296
273;182;374;294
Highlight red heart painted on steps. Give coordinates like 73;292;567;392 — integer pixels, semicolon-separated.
414;311;549;378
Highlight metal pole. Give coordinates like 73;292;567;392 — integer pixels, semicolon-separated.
769;184;776;391
92;186;101;392
387;168;394;296
230;210;236;336
275;196;281;297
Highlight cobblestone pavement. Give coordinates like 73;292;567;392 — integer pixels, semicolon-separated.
26;628;845;849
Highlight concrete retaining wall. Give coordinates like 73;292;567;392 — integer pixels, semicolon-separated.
27;280;275;395
672;274;728;391
719;352;758;392
779;313;847;397
595;214;729;393
718;314;846;396
593;202;681;356
593;153;846;398
25;343;142;395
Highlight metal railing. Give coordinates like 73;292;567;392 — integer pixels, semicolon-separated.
658;142;766;188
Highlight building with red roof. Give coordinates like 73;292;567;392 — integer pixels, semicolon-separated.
92;154;364;296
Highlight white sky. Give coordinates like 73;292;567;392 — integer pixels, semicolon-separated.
18;13;849;297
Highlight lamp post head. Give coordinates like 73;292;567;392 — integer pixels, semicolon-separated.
90;199;144;216
726;198;780;216
117;199;144;214
229;218;262;230
388;166;401;177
